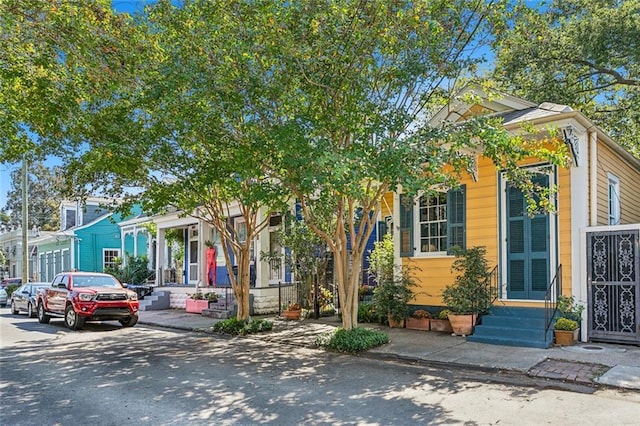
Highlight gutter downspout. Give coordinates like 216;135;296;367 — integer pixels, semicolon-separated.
589;130;598;226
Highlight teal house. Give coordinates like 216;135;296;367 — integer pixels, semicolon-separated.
36;199;149;282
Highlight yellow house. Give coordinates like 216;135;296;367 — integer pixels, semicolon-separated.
390;88;640;348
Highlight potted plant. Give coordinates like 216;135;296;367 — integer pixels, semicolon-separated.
441;246;494;336
430;309;453;333
185;291;209;314
283;302;302;320
204;292;218;307
406;309;431;331
370;234;416;328
553;317;579;346
557;295;584;323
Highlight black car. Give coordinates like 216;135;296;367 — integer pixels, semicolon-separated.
10;282;50;317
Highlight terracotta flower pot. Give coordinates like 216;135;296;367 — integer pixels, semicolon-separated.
283;310;301;320
554;329;578;346
448;313;477;336
406;317;430;331
387;315;405;328
430;319;453;333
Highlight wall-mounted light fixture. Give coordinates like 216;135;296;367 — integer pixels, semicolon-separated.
562;125;581;167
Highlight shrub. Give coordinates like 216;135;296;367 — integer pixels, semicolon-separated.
554;317;578;331
442;246;494;314
437;309;451;320
369;233;418;323
557;295;584;322
411;309;431;319
316;327;389;353
203;292;218;302
189;292;205;300
358;302;383;323
213;318;274;335
104;255;152;285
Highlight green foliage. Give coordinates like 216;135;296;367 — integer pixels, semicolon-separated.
203;292;218;302
316;327;389;354
188;292;217;301
7;0;569;329
213;318;273;335
357;302;384;324
4;284;19;298
104;255;152;285
3;162;63;231
557;295;584;322
554;317;578;331
442;246;494;314
370;233;417;323
437;309;451;320
493;0;640;158
0;0;152;164
368;234;395;284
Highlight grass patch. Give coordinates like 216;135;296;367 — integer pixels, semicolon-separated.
213;317;273;335
316;327;389;354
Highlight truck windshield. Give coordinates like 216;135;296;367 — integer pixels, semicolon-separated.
73;276;121;288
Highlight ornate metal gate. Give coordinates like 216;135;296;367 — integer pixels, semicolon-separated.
587;229;640;344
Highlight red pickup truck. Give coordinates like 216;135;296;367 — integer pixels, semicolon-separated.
36;271;139;330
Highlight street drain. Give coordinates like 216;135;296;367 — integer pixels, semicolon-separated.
581;345;605;351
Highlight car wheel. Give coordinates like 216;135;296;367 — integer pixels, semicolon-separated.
37;302;50;324
64;305;85;330
27;303;36;318
119;315;138;327
11;300;19;315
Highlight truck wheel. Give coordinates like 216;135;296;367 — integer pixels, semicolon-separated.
37;302;50;324
64;305;85;330
119;315;138;327
28;303;36;318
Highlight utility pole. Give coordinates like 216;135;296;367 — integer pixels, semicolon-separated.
21;155;28;284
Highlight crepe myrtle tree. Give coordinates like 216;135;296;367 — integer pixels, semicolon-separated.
258;1;569;330
0;0;150;164
38;0;569;327
55;0;293;320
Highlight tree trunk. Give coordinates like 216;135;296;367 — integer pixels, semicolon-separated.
233;244;252;320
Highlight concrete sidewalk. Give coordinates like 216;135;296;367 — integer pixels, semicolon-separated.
138;309;640;391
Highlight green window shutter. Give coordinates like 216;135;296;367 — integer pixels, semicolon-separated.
399;194;413;257
447;185;466;253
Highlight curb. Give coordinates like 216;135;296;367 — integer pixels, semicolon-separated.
139;318;606;392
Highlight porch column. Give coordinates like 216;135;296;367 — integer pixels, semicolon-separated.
156;228;165;286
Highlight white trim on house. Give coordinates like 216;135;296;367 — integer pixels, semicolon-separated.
570;127;591;313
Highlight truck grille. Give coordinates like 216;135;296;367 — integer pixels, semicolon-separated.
95;293;128;301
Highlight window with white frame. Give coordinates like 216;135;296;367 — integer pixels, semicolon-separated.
103;249;121;270
608;173;620;225
419;192;448;253
399;186;466;257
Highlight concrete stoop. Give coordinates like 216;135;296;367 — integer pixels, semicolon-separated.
467;307;554;349
138;291;170;311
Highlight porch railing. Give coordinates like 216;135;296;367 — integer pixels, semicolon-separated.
544;264;562;342
486;265;499;306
